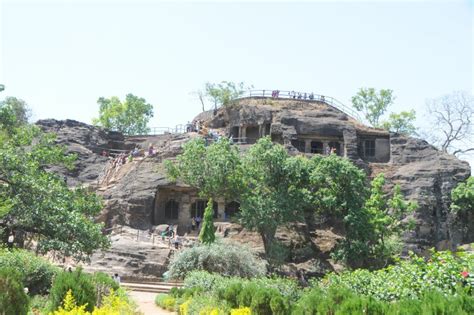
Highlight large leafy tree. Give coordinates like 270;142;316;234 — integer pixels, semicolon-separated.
239;137;306;255
0;108;109;261
92;93;154;135
166;137;243;200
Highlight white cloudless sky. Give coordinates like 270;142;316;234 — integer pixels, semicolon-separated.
1;0;473;165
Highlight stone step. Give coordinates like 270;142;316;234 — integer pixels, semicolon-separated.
121;282;183;294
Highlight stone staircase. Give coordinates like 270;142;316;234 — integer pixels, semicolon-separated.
121;281;183;293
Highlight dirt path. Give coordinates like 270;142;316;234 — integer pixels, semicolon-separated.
128;291;175;315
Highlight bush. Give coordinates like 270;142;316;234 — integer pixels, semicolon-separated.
269;294;290;315
155;293;176;311
29;294;51;314
49;268;96;312
50;288;137;315
0;248;59;295
0;267;29;315
91;272;119;306
250;288;273;315
167;240;266;279
323;250;474;301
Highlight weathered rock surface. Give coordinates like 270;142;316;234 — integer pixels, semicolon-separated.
36;97;472;278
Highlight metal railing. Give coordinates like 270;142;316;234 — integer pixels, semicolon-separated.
235;89;362;121
142;89;362;136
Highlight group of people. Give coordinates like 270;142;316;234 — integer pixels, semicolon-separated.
186;120;204;133
268;90;323;102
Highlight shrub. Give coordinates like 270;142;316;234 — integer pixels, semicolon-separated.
155;293;176;311
167;240;266;279
49;268;96;312
220;282;243;308
322;250;474;301
0;248;59;295
250;288;273;315
91;272;119;306
50;288;137;315
269;294;290;315
0;267;29;315
230;308;252;315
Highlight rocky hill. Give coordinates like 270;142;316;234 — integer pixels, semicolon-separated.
36;97;472;279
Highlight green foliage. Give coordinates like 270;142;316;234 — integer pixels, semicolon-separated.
204;81;251;108
239;137;307;255
352;88;395;127
0;267;29;315
199;198;216;245
155;293;177;311
167;241;266;279
0;249;59;295
382;110;417;135
166;137;243;200
451;176;474;213
0;96;31;128
49;268;97;312
334;173;416;268
323;250;474;301
0;124;109;261
92;93;154;135
91;271;120;307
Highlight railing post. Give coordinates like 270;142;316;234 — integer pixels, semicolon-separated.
137;230;139;241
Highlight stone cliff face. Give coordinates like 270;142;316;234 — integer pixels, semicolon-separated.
35;98;472;277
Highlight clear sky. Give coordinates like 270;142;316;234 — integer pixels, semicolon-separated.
1;0;473;164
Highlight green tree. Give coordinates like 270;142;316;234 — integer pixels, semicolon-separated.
450;176;474;213
352;88;394;127
0;122;109;261
0;96;31;126
166;137;243;200
337;173;416;268
204;81;252;109
199;198;216;245
92;93;154;135
382;110;417;135
239;137;305;255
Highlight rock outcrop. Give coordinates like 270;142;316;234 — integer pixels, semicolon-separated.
36;97;472;278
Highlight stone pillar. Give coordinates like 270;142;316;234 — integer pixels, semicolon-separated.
216;199;226;222
241;126;247;143
305;140;311;153
323;142;330;155
258;124;263;138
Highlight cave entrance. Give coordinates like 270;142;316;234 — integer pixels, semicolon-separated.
190;200;218;219
246;126;259;144
225;201;240;220
230;126;239;142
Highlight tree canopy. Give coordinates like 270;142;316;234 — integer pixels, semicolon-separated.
382;110;417;135
352;88;394;127
167;137;416;267
352;88;417;136
0;110;109;261
92;93;154;135
0;96;31;130
203;81;252;109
